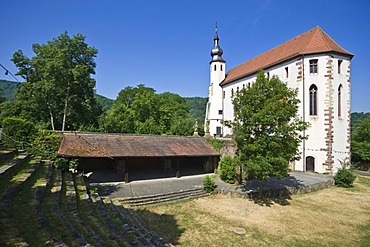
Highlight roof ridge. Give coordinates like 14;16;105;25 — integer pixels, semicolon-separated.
300;26;325;54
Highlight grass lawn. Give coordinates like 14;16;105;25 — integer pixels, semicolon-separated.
137;175;370;247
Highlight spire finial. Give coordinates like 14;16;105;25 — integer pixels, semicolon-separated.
210;21;225;63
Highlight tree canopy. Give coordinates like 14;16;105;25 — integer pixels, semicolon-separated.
100;84;194;136
229;71;308;185
9;32;101;131
351;115;370;167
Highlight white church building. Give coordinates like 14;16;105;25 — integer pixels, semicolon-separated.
205;26;353;173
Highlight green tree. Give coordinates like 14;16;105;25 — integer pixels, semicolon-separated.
229;71;309;195
2;117;36;149
101;84;194;135
351;115;370;168
11;32;101;131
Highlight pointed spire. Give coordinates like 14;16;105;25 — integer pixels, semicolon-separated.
210;21;225;63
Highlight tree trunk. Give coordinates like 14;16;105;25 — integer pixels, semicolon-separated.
47;102;55;131
61;87;70;132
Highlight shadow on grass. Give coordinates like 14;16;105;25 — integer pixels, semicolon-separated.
240;175;304;206
248;192;292;207
136;208;184;245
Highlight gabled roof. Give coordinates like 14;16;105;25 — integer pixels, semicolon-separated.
221;26;353;85
58;133;219;158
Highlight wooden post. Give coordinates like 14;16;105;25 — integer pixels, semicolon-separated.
125;172;129;183
213;156;217;173
176;158;181;178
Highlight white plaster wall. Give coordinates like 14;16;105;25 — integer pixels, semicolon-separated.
206;61;225;136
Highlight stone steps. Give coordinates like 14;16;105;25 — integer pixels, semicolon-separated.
0;148;17;163
0;152;30;178
118;187;209;207
0;157;40;246
62;172;106;246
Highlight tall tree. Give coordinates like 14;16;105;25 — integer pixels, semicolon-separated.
11;32;101;130
229;71;309;194
101;84;194;135
351;115;370;167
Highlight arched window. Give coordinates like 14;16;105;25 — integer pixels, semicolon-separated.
220;64;223;71
309;84;318;116
338;84;343;118
214;64;217;71
231;88;234;98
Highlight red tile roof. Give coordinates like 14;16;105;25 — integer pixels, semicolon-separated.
58;133;219;158
221;26;353;85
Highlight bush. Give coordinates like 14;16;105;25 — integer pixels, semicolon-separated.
1;117;36;149
219;156;237;183
203;175;215;193
335;160;356;188
54;158;69;171
29;130;61;160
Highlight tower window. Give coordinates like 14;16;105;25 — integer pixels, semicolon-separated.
218;110;223;115
338;60;343;74
285;67;289;78
223;91;225;99
309;84;318;116
221;64;223;71
214;64;217;71
309;59;318;74
338;84;343;118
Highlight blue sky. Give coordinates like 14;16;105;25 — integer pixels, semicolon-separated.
1;0;369;112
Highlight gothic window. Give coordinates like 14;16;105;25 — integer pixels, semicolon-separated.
285;67;289;78
338;84;343;118
309;84;318;116
338;60;343;74
309;59;318;74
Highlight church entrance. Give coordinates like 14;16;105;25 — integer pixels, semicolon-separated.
306;156;315;172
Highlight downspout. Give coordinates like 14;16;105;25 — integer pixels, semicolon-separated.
302;55;306;172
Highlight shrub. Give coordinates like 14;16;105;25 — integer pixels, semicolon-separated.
219;156;237;183
69;159;79;171
203;175;215;193
30;130;61;160
54;158;69;171
2;117;36;149
208;139;224;152
335;160;356;188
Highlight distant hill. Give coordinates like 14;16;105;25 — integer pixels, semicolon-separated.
95;94;113;111
0;79;20;101
185;97;207;122
0;79;114;111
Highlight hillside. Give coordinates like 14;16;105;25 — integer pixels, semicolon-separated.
0;79;114;111
186;97;207;122
0;79;20;101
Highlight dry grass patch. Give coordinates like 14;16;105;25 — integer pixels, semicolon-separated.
137;176;370;246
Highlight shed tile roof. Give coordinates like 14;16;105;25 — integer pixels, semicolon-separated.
58;133;219;158
221;26;353;85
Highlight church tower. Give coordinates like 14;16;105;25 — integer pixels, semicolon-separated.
205;23;226;137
